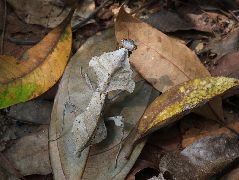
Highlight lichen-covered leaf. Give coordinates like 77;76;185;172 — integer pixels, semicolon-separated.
0;11;73;109
134;77;239;142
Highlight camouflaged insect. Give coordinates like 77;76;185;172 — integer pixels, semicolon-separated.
120;39;137;51
72;42;136;155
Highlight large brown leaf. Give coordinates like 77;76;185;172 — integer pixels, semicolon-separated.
115;8;210;92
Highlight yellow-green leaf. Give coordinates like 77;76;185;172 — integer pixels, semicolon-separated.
0;11;73;109
135;77;239;141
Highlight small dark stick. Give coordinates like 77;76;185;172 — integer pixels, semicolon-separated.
0;0;7;54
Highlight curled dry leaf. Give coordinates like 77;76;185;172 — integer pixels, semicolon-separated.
0;10;73;109
131;77;239;145
159;135;239;179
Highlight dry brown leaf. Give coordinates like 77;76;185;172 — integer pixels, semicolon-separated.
7;0;95;28
7;100;52;124
180;111;239;148
143;9;193;32
159;135;239;179
3;125;51;176
211;51;239;78
177;5;234;34
115;7;210;92
203;27;239;63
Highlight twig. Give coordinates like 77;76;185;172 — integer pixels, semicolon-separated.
129;0;158;15
72;0;111;32
229;10;239;22
114;117;125;169
8;36;40;45
0;0;7;54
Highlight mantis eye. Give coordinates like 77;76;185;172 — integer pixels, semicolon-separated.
120;39;137;51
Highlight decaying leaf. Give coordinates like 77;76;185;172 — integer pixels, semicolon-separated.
0;10;73;109
177;5;234;34
203;27;239;63
180;111;239;148
143;9;193;33
7;0;95;28
3;126;51;176
115;7;210;92
72;45;135;154
7;100;52;124
131;77;239;144
211;51;239;79
159;135;239;179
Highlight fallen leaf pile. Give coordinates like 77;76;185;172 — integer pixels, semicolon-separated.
1;1;239;179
